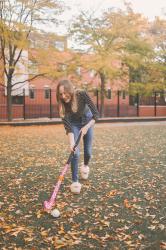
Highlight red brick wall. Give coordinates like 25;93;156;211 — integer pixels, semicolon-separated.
156;106;166;116
0;105;23;120
139;106;166;117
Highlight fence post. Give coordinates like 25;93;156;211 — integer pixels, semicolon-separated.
117;90;120;117
136;93;139;117
50;88;52;119
96;89;99;111
154;92;157;117
23;89;26;120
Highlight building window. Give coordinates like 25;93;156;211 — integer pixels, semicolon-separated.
44;88;50;99
118;91;126;99
54;41;65;51
30;39;49;49
89;69;96;78
58;63;67;71
61;64;67;71
76;66;81;75
28;61;38;75
29;88;35;99
12;96;24;104
29;39;38;48
107;89;112;99
122;91;126;99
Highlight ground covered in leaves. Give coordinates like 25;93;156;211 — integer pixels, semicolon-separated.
0;122;166;250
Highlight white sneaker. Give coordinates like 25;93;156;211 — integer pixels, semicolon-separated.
81;164;90;180
70;182;82;194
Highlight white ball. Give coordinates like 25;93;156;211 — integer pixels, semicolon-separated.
51;208;60;218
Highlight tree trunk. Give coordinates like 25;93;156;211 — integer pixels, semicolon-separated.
99;72;105;117
7;83;12;121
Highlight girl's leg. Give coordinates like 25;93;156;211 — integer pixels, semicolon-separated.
83;126;94;166
71;126;80;182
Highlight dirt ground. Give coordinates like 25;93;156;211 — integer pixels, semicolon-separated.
0;122;166;249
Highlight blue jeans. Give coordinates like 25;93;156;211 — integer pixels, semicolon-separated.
71;123;94;182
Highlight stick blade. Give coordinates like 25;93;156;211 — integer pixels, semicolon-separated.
44;200;54;211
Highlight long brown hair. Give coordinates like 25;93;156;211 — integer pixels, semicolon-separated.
56;79;77;118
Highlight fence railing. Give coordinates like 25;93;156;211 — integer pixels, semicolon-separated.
0;88;166;120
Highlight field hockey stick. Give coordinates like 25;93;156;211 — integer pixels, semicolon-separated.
44;131;82;211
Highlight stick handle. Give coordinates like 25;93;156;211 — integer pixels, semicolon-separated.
66;131;82;164
74;131;82;149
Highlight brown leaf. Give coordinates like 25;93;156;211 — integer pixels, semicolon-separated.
124;199;132;209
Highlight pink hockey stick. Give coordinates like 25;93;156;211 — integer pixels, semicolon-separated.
44;132;82;211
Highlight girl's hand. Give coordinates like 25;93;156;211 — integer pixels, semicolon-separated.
81;124;89;136
81;119;95;136
70;143;75;152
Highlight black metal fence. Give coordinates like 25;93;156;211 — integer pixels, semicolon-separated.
0;88;166;120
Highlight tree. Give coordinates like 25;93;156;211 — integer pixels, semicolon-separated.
0;0;63;121
127;17;166;96
147;17;166;93
69;6;152;117
70;12;123;116
121;5;166;96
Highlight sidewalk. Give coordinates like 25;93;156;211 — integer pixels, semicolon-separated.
0;116;166;126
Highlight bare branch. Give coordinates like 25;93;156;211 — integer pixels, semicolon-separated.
11;73;46;87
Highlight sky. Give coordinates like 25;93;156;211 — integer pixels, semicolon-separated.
55;0;166;48
59;0;166;30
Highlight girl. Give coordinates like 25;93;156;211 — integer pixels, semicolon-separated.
56;79;99;194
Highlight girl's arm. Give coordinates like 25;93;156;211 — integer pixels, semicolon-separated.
62;118;76;151
81;119;95;136
62;117;72;135
68;132;75;151
83;91;99;121
80;91;99;136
